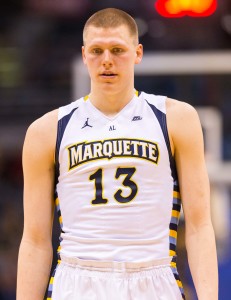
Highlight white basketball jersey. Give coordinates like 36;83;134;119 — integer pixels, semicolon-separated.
54;91;182;262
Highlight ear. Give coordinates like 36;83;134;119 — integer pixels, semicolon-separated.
82;46;87;64
135;44;143;65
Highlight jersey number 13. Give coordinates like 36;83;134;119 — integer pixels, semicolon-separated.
89;167;138;205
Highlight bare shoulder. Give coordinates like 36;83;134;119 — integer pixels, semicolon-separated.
166;98;203;153
166;97;198;121
26;109;58;138
24;109;58;162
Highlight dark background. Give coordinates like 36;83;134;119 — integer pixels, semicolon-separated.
0;1;230;299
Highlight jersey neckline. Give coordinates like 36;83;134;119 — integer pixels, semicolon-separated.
84;91;141;121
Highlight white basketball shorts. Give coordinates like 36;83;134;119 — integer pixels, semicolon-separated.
47;255;184;300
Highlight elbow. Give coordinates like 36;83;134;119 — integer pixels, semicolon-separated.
21;228;53;250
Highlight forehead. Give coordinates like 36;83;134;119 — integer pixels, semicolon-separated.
84;25;135;47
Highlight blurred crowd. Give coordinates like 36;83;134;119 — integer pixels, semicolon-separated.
0;153;23;300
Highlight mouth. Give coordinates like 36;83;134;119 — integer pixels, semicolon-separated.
100;72;117;78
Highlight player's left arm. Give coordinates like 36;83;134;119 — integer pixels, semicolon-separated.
166;99;218;300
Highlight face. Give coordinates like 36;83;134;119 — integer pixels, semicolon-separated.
82;25;143;94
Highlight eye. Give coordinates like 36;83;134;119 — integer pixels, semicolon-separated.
112;48;124;54
91;48;103;54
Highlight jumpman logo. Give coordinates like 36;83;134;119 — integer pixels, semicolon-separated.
81;118;93;129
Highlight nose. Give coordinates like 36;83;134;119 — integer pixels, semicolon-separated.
102;50;113;67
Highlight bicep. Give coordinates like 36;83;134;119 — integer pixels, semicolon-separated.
168;101;211;229
22;116;57;243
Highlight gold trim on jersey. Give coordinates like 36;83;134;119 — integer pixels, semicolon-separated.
84;95;89;101
169;229;177;239
169;189;181;258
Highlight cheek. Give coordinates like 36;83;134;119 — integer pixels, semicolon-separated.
119;56;135;71
85;58;98;72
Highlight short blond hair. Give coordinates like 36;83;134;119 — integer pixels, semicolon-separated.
83;8;139;45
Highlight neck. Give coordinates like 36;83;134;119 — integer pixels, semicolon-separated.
89;87;136;117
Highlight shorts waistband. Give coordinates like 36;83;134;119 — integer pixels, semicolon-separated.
60;254;172;272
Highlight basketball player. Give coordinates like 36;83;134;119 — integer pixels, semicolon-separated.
17;8;218;300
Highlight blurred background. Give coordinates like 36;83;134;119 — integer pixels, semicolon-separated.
0;0;230;299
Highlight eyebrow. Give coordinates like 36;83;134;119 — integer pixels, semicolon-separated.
90;44;126;47
87;38;128;46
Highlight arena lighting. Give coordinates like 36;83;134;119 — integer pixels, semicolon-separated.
155;0;217;18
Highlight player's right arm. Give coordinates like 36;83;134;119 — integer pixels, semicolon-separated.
17;110;58;300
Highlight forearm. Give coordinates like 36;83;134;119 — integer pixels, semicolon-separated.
17;238;53;300
186;222;218;300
